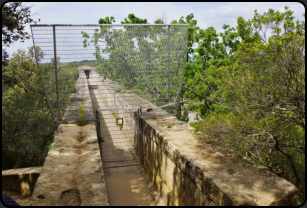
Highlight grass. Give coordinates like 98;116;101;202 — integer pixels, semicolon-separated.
111;111;123;130
121;89;127;93
77;116;87;126
79;105;86;114
167;125;171;128
77;105;88;126
111;111;118;118
46;142;52;151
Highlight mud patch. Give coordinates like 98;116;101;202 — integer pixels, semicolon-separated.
59;189;81;206
37;194;45;199
74;144;86;155
59;148;67;153
77;131;85;142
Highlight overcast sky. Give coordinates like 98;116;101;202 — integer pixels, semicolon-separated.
3;2;305;57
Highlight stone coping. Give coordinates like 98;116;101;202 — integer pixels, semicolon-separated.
2;167;42;176
140;115;299;206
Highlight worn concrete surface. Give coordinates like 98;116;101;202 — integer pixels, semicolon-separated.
103;166;156;206
27;68;109;206
28;123;109;206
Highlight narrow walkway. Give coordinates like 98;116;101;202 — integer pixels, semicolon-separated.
88;70;156;206
103;166;155;206
28;71;109;205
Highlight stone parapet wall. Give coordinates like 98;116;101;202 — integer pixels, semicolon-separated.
137;116;299;206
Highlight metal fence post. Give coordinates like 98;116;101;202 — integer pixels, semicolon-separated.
138;107;144;165
96;109;101;143
168;25;171;113
53;26;61;122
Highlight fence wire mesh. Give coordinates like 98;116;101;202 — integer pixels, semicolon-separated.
30;24;189;123
97;107;140;168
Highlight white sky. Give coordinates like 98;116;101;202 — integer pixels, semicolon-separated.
3;2;305;57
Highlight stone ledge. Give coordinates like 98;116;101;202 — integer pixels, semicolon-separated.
140;115;299;206
2;167;42;176
2;167;42;197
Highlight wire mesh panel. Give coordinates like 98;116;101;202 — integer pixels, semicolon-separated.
30;24;189;122
97;107;140;168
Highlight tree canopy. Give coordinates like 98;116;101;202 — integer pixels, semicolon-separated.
2;2;39;47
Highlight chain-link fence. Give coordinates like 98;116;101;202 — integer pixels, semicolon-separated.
30;24;189;123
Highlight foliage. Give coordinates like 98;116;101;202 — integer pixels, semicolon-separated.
2;2;39;47
172;13;200;60
183;24;240;116
2;48;57;170
120;13;148;24
79;105;86;114
193;112;305;204
81;15;188;109
76;105;87;126
37;57;79;121
209;7;304;203
154;12;168;24
99;16;115;24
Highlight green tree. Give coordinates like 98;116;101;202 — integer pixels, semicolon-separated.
2;2;39;64
82;15;188;108
2;2;39;46
98;16;115;24
220;7;305;201
154;12;168;24
183;24;240;115
120;13;148;24
172;13;200;61
2;48;56;169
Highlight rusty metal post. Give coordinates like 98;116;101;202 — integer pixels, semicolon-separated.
53;26;61;122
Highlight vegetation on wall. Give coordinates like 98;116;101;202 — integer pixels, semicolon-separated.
183;7;305;203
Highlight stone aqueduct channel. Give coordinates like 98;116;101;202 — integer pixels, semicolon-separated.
20;65;299;206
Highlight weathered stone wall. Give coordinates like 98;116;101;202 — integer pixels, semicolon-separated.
138;116;299;206
2;167;42;197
